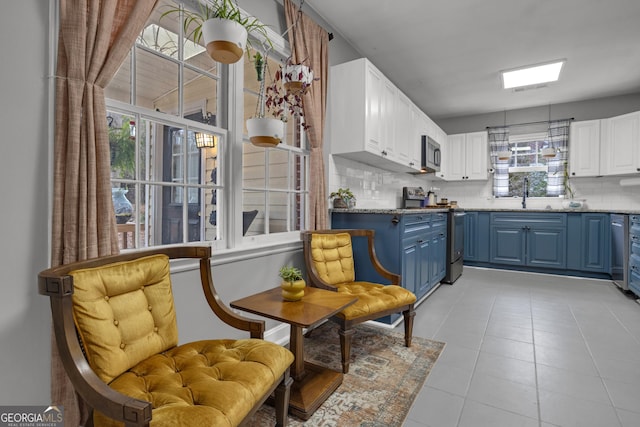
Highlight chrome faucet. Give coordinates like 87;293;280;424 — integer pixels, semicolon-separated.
522;177;529;209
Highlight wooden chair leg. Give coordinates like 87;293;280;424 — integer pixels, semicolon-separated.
274;370;293;427
338;326;355;374
403;306;415;347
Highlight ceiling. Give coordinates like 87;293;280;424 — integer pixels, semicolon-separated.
305;0;640;120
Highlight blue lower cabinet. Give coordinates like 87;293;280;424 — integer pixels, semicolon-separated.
490;226;526;265
630;215;640;297
431;221;447;287
332;211;448;311
464;212;490;263
489;213;566;269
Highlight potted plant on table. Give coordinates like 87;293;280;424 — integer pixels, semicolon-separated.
161;0;272;64
279;266;306;301
329;188;356;209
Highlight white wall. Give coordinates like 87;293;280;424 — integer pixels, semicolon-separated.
330;155;640;212
0;0;53;404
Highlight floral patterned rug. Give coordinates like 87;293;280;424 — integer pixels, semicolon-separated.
248;322;445;427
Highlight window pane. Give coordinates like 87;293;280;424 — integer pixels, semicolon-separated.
106;51;132;103
268;192;288;233
136;46;179;113
508;171;548;198
108;112;137;180
269;149;289;190
184;68;218;122
243;143;266;189
243;190;265;236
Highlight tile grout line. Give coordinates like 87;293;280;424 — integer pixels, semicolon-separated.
529;287;543;427
568;301;625;427
455;291;496;427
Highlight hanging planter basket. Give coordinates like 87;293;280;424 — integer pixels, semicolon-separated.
541;147;557;158
247;117;285;147
201;18;248;64
497;150;512;160
282;63;314;95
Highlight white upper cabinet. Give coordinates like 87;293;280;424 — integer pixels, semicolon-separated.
330;58;432;173
569;120;601;177
600;111;640;176
569;111;640;177
441;131;488;181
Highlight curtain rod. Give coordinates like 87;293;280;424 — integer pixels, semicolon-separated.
486;117;574;130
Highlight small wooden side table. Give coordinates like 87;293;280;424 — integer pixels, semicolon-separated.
230;287;357;420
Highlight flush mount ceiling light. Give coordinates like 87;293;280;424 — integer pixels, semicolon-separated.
502;60;565;90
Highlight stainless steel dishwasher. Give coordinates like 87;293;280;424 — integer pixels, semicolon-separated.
611;214;629;290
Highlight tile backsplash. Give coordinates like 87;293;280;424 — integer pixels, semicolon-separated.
329;156;640;211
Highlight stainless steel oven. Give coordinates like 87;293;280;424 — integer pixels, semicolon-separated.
443;209;465;284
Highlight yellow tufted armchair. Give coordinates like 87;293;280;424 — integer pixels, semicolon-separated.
301;229;416;374
38;246;294;427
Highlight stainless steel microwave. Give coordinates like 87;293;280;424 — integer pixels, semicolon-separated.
421;135;441;173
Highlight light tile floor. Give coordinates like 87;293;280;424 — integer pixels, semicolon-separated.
400;267;640;427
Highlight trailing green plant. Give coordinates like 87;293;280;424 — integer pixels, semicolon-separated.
563;161;575;198
329;188;355;202
250;52;309;130
279;266;303;282
160;0;272;53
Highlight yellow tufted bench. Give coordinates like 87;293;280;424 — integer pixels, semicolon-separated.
302;229;416;373
39;246;294;427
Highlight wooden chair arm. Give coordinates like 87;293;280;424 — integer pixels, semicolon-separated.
198;257;266;339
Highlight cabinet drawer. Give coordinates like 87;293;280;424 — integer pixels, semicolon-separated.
630;214;640;224
431;212;447;224
403;214;431;236
631;239;640;258
491;212;566;227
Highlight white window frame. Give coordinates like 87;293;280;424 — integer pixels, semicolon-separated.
105;0;309;252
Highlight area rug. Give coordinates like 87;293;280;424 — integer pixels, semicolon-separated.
248;322;445;427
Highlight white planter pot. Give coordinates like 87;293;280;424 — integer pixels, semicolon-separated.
201;18;248;64
247;117;285;147
541;147;557;158
282;64;314;95
497;150;511;160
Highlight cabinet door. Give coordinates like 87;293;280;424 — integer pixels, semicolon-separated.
581;214;609;272
465;131;488;180
446;134;467;180
569;120;601;177
464;212;479;261
402;240;418;296
394;91;413;166
365;65;383;153
490;226;526;265
415;239;431;298
528;227;566;269
600;111;640;175
381;77;397;160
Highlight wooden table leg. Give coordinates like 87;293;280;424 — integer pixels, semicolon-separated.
290;325;305;380
287;324;344;420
